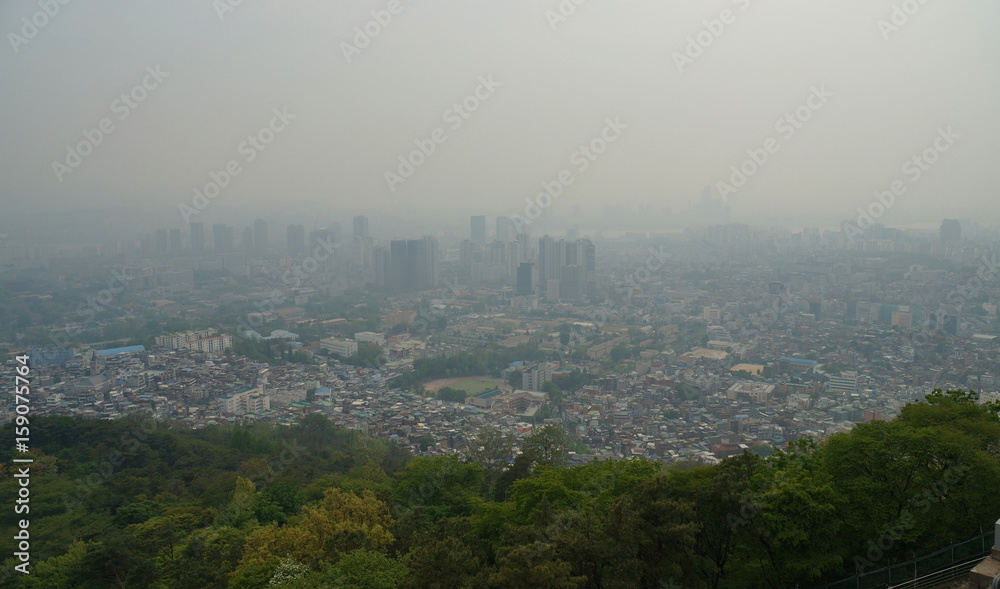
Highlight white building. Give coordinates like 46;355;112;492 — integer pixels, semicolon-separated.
155;329;231;353
155;329;217;349
726;381;775;404
828;371;859;393
217;386;271;415
522;362;553;392
321;338;359;358
183;335;233;353
354;332;387;347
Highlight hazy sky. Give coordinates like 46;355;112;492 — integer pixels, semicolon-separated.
1;0;998;230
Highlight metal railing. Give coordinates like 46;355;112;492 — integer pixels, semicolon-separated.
886;555;986;589
822;531;993;589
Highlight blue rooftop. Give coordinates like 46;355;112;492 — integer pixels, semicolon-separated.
474;389;503;399
780;357;817;366
98;345;146;357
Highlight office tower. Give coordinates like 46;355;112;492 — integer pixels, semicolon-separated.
565;239;580;266
496;216;514;243
308;227;339;271
538;235;565;283
169;229;182;256
471;215;487;245
212;224;234;253
560;265;585;303
940;219;961;244
287;225;305;256
253;219;268;254
546;279;560;302
190;222;205;254
389;237;439;289
390;240;410;289
242;227;254;252
372;245;390;287
928;308;960;335
416;236;439;289
516;262;536;295
506;239;527;277
353;215;369;239
579;238;596;273
353;235;374;270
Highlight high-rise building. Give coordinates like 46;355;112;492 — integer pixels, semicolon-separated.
579;238;596;274
471;215;487;245
416;236;439;289
516;262;536;295
253;219;268;254
389;237;439;289
560;265;586;303
538;236;565;283
287;225;305;256
459;240;483;271
940;219;961;244
353;235;374;270
372;245;390;287
353;215;369;239
390;240;411;289
212;224;234;253
496;216;514;243
190;222;205;254
545;279;560;302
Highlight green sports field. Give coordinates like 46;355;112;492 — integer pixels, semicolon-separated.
424;377;505;395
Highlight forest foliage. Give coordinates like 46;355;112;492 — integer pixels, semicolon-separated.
1;389;999;588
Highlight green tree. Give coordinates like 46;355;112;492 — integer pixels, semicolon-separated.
488;542;585;589
437;387;468;404
402;535;484;589
464;426;517;497
327;549;408;589
522;425;571;469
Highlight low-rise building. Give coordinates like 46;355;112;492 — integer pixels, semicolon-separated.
321;338;359;358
